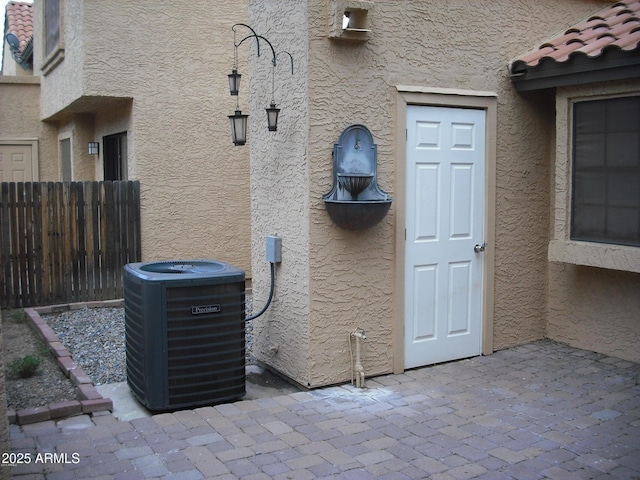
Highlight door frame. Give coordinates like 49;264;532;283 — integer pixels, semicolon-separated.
393;86;497;373
103;132;128;180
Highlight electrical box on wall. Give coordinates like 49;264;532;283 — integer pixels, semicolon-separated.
266;235;282;264
328;0;373;41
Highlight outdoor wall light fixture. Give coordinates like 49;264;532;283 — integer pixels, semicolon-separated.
227;23;293;145
88;142;99;155
228;110;249;146
266;101;280;132
228;68;241;96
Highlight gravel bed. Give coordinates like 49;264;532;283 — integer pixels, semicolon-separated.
44;296;255;386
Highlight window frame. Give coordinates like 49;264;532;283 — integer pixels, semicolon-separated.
549;84;640;274
41;0;65;75
570;96;640;247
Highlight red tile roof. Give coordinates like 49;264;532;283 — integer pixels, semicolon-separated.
510;1;640;73
5;1;33;53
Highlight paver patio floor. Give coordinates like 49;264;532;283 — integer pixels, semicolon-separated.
8;340;640;479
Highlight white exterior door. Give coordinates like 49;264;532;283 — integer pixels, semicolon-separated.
0;143;37;181
405;105;485;369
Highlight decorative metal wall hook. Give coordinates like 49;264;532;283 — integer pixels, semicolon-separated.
232;24;268;61
229;24;263;97
275;51;294;74
227;23;295;144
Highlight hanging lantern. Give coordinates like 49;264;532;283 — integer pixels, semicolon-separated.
228;69;241;96
266;101;280;132
229;110;249;146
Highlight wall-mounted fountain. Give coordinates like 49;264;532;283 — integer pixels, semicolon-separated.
323;124;392;229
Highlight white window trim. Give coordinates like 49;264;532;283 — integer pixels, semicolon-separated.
550;84;640;274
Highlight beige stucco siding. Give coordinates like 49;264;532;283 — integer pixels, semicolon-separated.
35;0;85;118
33;1;252;272
248;0;312;385
546;81;640;363
547;264;640;362
0;76;57;180
248;0;611;388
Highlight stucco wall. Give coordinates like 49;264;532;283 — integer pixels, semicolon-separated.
248;0;312;385
56;115;98;180
33;1;252;272
546;81;640;363
33;0;85;117
547;264;640;362
248;0;611;388
0;76;58;180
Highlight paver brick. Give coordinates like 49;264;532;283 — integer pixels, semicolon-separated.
81;398;113;413
48;341;70;358
70;367;92;385
355;450;395;466
55;356;76;376
152;412;179;427
446;463;489;479
16;406;50;425
76;384;102;401
186;432;224;446
215;446;255;462
114;445;153;460
163;470;204;480
252;439;288;454
488;447;528;464
286;453;326;470
262;420;294;435
215;403;244;417
48;401;82;419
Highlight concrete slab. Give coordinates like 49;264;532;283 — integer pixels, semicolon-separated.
96;364;302;421
95;382;151;421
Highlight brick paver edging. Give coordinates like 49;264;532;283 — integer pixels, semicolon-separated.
6;300;122;425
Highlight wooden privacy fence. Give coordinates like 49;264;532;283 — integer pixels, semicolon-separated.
0;181;141;308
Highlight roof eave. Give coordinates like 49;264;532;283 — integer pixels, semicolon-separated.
18;36;33;69
11;36;33;70
510;49;640;92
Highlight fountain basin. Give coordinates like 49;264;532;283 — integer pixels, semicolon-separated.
337;173;373;199
324;199;392;230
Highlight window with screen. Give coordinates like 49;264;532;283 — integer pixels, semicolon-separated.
571;96;640;247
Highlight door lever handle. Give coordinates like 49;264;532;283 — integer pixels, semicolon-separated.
474;243;486;253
